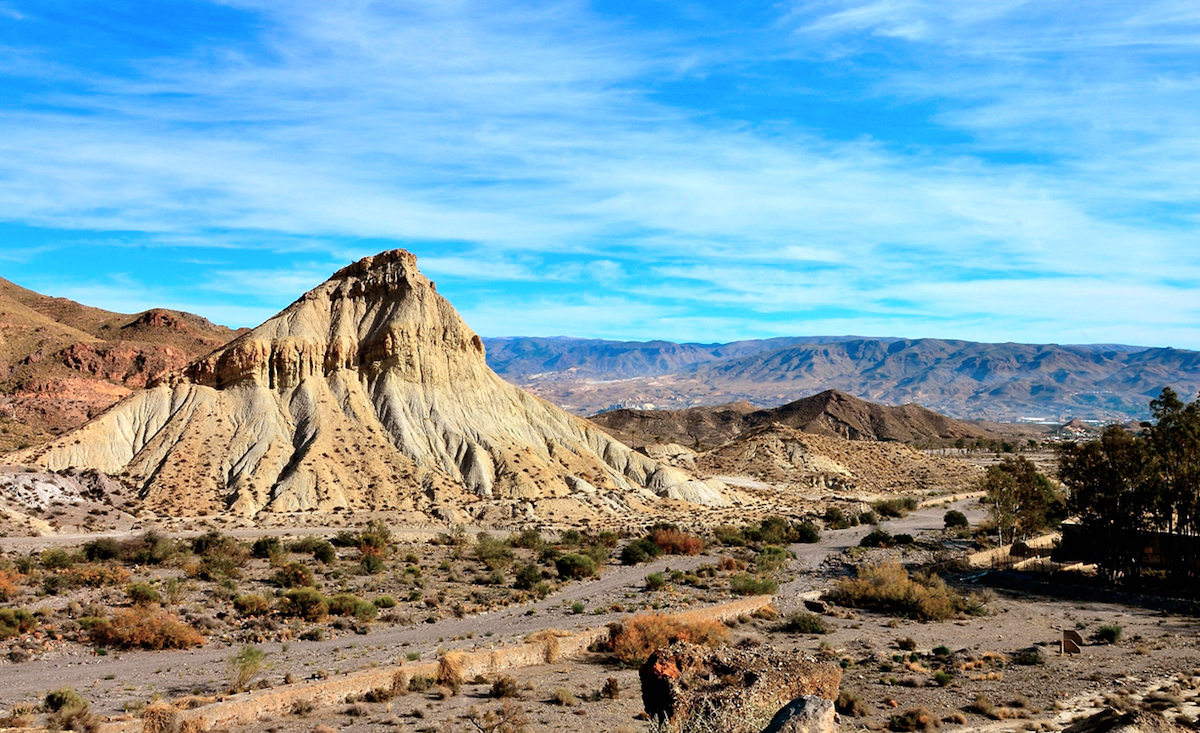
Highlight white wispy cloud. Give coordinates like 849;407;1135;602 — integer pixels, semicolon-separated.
0;0;1195;345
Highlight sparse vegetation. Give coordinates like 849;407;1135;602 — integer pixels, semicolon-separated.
607;613;729;665
831;562;972;621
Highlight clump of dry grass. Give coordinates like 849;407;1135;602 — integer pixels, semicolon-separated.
606;613;728;665
527;629;573;663
141;702;178;733
831;563;971;621
890;706;939;731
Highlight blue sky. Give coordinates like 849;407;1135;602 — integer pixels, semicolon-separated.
1;1;1198;347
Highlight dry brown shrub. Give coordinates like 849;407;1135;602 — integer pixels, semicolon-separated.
608;613;729;665
943;712;967;725
980;651;1008;663
141;702;178;733
832;563;967;621
391;670;411;696
89;607;204;650
969;671;1003;682
60;563;131;588
437;651;467;689
890;706;939;731
527;629;572;663
0;569;23;601
650;528;703;555
178;719;207;733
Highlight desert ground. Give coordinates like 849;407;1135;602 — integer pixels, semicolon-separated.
1;491;1197;733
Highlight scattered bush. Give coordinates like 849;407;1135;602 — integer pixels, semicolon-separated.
87;608;204;650
831;563;969;621
860;529;894;548
290;537;336;563
712;524;746;546
491;675;520;698
233;594;271;617
570;601;585;614
328;594;377;622
650;527;703;555
1095;623;1122;644
795;521;821;543
729;573;778;595
824;507;854;529
645;572;666;590
890;706;939;731
608;613;728;665
1014;647;1044;665
360;554;385;575
272;562;315;588
251;537;282;559
228;645;266;692
279;588;328;621
933;670;954;687
894;533;915;546
408;674;435;692
784;611;828;634
476;533;515;570
620;538;663;565
601;677;620;699
755;546;792;574
943;510;969;529
555;553;596;579
126;582;161;606
552;688;577;707
0;608;36;640
874;496;919;519
837;690;868;717
509;529;543;549
373;595;397;609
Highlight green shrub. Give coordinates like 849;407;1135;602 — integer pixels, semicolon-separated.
228;645;266;692
729;573;778;595
559;529;583;546
373;595;397;609
555;553;596;579
514;563;543;591
279;588;327;621
44;688;87;713
620;538;663;565
509;529;543;549
251;537;282;559
755;546;793;574
0;608;37;639
360;554;385;575
273;562;315;588
329;594;377;621
408;674;434;692
824;507;854;530
893;533;915;546
860;529;894;548
1095;624;1122;644
859;510;879;525
943;510;969;529
290;537;336;563
570;601;585;614
712;524;746;546
475;533;515;570
645;572;666;590
126;582;161;606
233;594;271;616
873;496;919;518
795;521;821;543
784;611;828;634
933;670;953;687
1015;647;1044;665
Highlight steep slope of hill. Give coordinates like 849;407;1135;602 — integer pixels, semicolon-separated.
694;424;981;495
488;336;1199;420
5;251;718;521
0;277;242;450
590;389;985;449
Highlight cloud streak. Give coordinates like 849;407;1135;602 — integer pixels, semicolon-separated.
0;0;1195;347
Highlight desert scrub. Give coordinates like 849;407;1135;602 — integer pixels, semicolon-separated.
784;611;828;634
837;690;868;717
271;561;316;588
943;510;969;529
831;562;969;621
555;553;596;579
873;496;919;518
607;613;728;665
859;528;894;548
233;594;271;616
279;588;328;621
729;573;778;595
328;593;377;621
645;572;666;590
0;608;36;639
126;582;161;606
1095;623;1122;644
86;607;204;650
649;525;703;555
889;706;938;731
619;538;663;565
228;645;266;692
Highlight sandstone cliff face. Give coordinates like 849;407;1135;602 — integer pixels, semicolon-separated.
9;251;713;519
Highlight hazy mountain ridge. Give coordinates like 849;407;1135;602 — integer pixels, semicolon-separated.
483;336;1199;421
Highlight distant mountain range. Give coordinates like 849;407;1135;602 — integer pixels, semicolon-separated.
589;389;988;450
483;336;1200;422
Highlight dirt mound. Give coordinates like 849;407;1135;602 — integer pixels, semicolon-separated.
695;423;981;495
6;251;718;521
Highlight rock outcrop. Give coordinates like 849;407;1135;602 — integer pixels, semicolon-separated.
6;251;720;519
640;642;841;733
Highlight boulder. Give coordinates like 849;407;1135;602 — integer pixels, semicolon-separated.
760;695;836;733
640;642;841;733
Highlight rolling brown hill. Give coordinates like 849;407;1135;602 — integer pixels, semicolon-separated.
5;251;720;522
590;389;986;450
0;276;243;450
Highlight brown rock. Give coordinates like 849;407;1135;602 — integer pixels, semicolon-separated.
639;642;841;733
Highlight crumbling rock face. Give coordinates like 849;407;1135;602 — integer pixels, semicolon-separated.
8;250;722;519
640;642;842;733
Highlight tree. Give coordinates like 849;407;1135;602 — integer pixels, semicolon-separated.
981;456;1060;545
